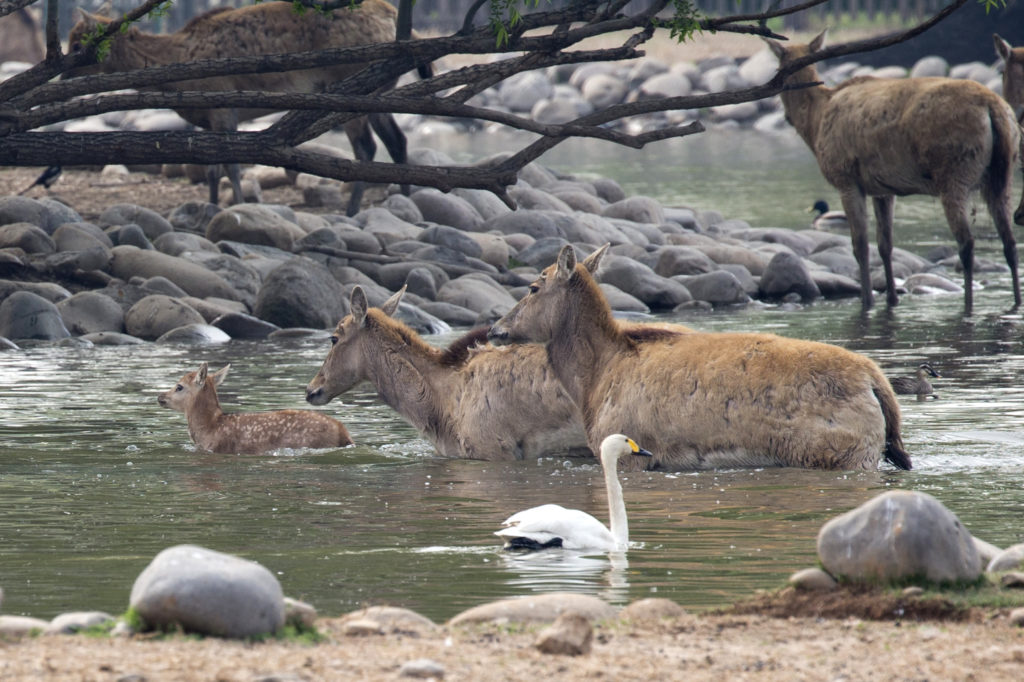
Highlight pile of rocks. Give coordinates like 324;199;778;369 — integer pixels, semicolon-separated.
1;152;982;348
460;47;1005;133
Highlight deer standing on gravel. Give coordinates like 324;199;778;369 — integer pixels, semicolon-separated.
67;1;414;214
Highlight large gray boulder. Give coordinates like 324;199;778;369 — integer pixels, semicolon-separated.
107;246;241;302
817;490;982;584
130;545;285;638
483;210;567;240
0;222;55;253
0;196;51;230
676;270;751;306
56;291;125;335
253;257;348;329
655;245;718;277
98;204;173;240
124;295;205;340
759;251;821;301
0;291;70;340
436;273;518;316
410;189;484;232
598;255;692;309
357;207;422;244
206;205;306;251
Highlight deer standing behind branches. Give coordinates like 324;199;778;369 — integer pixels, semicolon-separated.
767;31;1021;312
488;244;912;472
159;362;353;454
994;34;1024;226
67;1;415;215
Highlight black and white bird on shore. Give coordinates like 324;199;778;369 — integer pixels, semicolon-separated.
18;166;62;195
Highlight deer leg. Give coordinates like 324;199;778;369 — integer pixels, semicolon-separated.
839;191;873;308
344;117;377;217
208;109;244;205
939;190;975;313
981;167;1021;307
872;195;898;306
369;113;411;197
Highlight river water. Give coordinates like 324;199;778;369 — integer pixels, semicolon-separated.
2;128;1023;623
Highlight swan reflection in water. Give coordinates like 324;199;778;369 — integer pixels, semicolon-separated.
497;548;632;604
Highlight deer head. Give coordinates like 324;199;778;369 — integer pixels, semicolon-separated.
305;286;405;405
488;243;608;346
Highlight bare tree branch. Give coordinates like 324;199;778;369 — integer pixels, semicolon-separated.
0;0;38;20
0;0;972;205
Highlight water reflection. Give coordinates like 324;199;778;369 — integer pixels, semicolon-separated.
498;550;632;605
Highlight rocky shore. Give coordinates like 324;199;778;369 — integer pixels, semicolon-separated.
4;42;1012;347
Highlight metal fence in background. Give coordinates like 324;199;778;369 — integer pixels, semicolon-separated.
58;0;957;36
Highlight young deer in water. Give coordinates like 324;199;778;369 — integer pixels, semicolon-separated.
767;31;1021;312
67;1;415;214
488;244;911;472
994;34;1024;226
159;362;352;454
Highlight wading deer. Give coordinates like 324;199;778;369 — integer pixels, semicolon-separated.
67;1;412;214
767;32;1021;312
159;362;353;454
994;34;1024;225
488;244;912;472
304;286;591;460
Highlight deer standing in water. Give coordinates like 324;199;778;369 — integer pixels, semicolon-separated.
67;1;413;214
159;362;352;454
767;32;1021;312
305;286;591;460
488;244;912;472
994;34;1024;226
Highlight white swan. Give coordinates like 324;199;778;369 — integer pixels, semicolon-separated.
495;434;652;552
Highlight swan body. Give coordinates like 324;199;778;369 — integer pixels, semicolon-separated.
808;200;849;231
889;362;941;397
495;434;652;552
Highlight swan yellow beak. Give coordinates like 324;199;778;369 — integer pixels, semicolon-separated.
628;438;653;457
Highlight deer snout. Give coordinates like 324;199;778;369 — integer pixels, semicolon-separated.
157;394;169;408
487;326;510;346
305;385;329;406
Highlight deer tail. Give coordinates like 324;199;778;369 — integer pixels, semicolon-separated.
872;372;912;471
986;100;1019;203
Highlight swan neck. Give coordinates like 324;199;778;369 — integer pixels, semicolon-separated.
602;453;628;549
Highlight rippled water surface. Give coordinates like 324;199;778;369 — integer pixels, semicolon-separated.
2;130;1024;622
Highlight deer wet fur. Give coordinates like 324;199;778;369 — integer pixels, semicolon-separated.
159;362;352;454
488;244;912;472
305;286;591;461
767;31;1021;312
67;1;411;214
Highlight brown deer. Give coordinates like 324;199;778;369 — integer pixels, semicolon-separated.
159;362;353;454
304;286;591;460
488;244;912;472
766;32;1021;312
67;1;412;214
994;34;1024;226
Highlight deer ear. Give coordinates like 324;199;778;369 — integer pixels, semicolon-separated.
211;364;230;387
809;29;827;53
995;34;1013;62
350;286;368;326
555;244;577;281
764;38;786;61
582;243;609;274
197;362;208;384
381;285;406;317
